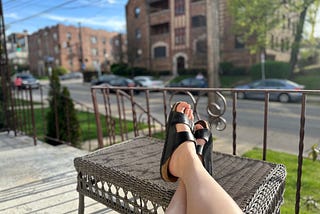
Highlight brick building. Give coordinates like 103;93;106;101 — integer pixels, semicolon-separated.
126;0;296;75
28;24;123;76
6;31;29;67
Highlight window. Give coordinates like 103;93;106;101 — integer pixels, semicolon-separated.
235;36;245;49
54;45;59;54
91;48;98;56
270;35;274;49
53;33;58;40
192;15;206;28
135;29;141;39
151;23;169;35
67;32;72;40
154;46;166;58
102;37;106;45
135;7;141;17
91;36;97;44
196;40;206;53
175;0;185;16
175;27;185;45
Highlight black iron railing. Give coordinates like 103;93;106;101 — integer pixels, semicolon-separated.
91;85;320;214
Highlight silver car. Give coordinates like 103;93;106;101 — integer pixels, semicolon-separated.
235;79;305;103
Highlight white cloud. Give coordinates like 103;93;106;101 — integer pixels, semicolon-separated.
5;13;20;19
42;14;125;32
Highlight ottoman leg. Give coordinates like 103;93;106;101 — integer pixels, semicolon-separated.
78;193;84;214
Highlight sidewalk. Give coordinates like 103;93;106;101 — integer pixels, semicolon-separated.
0;132;118;214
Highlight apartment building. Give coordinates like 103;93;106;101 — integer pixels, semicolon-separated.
6;31;29;67
28;24;123;76
126;0;296;75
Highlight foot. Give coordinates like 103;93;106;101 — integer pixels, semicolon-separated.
174;102;194;133
160;101;196;182
167;102;200;178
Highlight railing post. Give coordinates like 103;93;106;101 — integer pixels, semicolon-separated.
91;88;104;149
232;91;237;155
263;92;270;160
295;93;306;214
28;86;37;146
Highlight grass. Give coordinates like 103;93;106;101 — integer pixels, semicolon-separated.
292;68;320;90
20;107;139;143
243;148;320;214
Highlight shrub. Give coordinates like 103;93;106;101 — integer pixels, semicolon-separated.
178;68;206;76
220;61;247;76
46;69;81;147
111;63;129;75
249;61;290;80
53;66;68;76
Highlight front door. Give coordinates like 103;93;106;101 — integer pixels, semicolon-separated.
177;56;185;72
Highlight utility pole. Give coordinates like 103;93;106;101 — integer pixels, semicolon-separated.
206;0;221;103
0;0;15;133
78;22;84;72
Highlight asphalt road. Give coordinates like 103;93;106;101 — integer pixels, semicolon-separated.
36;80;320;156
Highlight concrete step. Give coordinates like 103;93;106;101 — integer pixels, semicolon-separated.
0;132;118;213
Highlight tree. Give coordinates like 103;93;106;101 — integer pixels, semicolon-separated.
228;0;320;77
46;69;81;147
289;0;317;76
227;0;281;55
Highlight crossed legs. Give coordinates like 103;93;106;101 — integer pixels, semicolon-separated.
164;102;242;214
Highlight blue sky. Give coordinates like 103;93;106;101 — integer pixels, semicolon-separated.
3;0;128;35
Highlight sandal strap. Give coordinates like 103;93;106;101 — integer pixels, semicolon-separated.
194;129;211;143
171;111;194;130
176;131;196;145
196;144;204;155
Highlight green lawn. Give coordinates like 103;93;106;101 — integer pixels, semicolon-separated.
21;107;139;143
243;148;320;214
292;69;320;90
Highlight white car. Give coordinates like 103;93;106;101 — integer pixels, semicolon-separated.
133;76;165;89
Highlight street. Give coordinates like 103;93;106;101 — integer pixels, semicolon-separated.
36;80;320;156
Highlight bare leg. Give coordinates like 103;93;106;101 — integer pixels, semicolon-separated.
168;117;242;214
165;102;193;214
165;181;186;214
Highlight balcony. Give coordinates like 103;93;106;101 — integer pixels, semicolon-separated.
1;84;319;213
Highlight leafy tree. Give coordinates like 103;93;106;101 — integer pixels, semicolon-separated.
46;69;81;147
227;0;281;55
289;0;318;77
228;0;320;77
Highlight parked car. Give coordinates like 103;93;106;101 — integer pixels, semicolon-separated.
15;73;40;89
107;77;140;94
59;72;83;80
91;74;119;85
234;79;305;103
133;76;165;89
167;77;208;94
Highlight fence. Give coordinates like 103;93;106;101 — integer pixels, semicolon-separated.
91;85;320;214
1;82;319;213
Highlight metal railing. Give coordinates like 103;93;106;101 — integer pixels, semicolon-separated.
6;85;98;150
91;85;320;214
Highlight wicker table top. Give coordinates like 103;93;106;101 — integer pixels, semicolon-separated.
74;136;286;214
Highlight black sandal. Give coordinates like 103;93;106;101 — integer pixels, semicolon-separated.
160;102;195;182
194;120;213;176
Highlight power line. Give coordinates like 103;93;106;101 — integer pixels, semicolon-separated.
7;0;78;25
